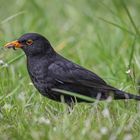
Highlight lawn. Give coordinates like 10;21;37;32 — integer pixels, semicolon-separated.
0;0;140;140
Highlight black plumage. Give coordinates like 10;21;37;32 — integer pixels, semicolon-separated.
4;33;140;104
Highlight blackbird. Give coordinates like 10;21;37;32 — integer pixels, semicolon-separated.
4;33;140;104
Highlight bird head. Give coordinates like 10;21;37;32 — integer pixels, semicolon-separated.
4;33;54;57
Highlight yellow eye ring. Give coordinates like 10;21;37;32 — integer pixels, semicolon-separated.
26;39;33;45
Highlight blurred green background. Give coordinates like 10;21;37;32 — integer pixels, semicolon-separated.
0;0;140;140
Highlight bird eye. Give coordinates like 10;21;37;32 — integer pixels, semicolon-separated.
26;39;33;45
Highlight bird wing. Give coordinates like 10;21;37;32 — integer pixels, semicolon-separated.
48;60;114;90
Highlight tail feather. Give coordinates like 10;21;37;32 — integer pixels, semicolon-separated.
114;90;140;100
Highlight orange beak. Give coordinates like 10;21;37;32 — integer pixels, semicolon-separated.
4;40;22;49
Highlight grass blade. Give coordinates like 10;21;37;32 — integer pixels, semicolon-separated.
52;88;95;102
122;1;140;36
1;11;26;24
97;17;135;36
0;53;24;71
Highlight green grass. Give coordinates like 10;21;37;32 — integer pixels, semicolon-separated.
0;0;140;139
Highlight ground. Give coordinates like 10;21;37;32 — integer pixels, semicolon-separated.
0;0;140;140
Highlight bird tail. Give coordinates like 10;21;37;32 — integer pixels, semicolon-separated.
113;90;140;101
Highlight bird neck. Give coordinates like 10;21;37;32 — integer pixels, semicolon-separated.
27;51;57;69
26;47;56;59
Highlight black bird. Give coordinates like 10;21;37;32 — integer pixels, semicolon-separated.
4;33;140;104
